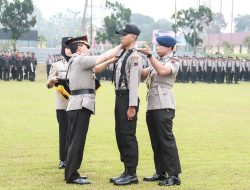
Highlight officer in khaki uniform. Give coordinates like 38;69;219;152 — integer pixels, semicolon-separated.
139;36;181;186
47;37;72;169
109;24;143;186
64;35;121;185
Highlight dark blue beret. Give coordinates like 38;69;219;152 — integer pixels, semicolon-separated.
156;36;177;47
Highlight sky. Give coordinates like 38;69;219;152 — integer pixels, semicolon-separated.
32;0;248;32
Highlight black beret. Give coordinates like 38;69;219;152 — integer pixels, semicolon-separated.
116;24;141;36
156;36;177;47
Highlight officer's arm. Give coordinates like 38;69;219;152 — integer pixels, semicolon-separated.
95;45;122;65
138;45;172;76
141;67;150;79
47;64;58;88
129;55;141;107
148;56;172;76
95;57;118;73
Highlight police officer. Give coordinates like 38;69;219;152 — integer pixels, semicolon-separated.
64;35;121;185
139;36;181;186
46;54;54;78
0;51;4;80
29;52;37;81
47;37;72;169
109;24;143;186
3;51;10;81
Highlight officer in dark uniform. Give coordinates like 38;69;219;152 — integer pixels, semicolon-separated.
109;24;143;186
139;36;181;186
16;52;23;81
0;51;3;80
3;51;10;81
29;52;37;81
64;35;121;185
234;57;240;84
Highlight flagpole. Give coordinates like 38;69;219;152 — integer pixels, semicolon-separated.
218;0;222;54
230;0;234;47
174;0;177;39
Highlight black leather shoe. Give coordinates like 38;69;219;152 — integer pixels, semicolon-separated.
67;177;91;185
58;161;65;169
158;176;181;186
114;173;138;186
143;173;165;181
110;171;128;183
80;176;88;179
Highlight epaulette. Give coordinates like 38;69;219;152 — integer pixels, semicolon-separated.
130;53;140;66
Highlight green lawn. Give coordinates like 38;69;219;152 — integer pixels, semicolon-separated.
0;64;250;190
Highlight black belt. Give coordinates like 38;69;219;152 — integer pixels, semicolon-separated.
115;89;129;96
71;89;95;95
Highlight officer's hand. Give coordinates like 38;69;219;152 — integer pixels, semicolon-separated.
127;106;136;120
137;44;151;55
51;76;58;83
110;56;119;64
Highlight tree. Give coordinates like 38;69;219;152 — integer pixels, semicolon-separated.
234;15;250;32
154;19;172;31
131;13;155;42
172;5;212;55
33;8;82;47
95;1;131;45
209;12;227;34
243;36;250;53
131;14;172;42
0;0;36;50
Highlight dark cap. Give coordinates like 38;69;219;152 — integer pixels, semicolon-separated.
156;36;177;47
64;35;90;49
116;24;141;36
62;37;72;46
61;37;72;55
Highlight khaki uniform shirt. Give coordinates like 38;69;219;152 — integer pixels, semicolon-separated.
115;49;143;107
48;59;69;110
147;54;179;110
66;53;97;113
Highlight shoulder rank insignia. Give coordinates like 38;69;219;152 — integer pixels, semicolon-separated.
170;57;179;64
130;55;139;66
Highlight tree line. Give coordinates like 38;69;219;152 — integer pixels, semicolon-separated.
1;0;250;54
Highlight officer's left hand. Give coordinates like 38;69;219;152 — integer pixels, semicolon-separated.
127;106;136;120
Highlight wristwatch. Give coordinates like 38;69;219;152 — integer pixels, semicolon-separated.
147;53;152;58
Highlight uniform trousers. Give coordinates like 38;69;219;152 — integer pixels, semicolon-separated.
146;108;181;176
56;110;68;161
115;94;139;175
16;67;23;81
65;107;91;182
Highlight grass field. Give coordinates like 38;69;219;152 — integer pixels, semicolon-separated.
0;64;250;190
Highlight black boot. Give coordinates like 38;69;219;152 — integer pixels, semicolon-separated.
114;173;138;186
110;168;128;183
143;173;165;181
58;161;66;169
158;175;181;186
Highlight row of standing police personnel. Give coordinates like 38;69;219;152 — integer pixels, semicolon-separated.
176;56;250;84
47;24;181;187
0;50;37;81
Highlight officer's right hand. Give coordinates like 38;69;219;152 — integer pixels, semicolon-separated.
137;44;151;55
50;76;58;83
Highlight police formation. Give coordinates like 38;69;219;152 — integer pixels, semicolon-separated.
0;50;37;81
176;56;250;84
